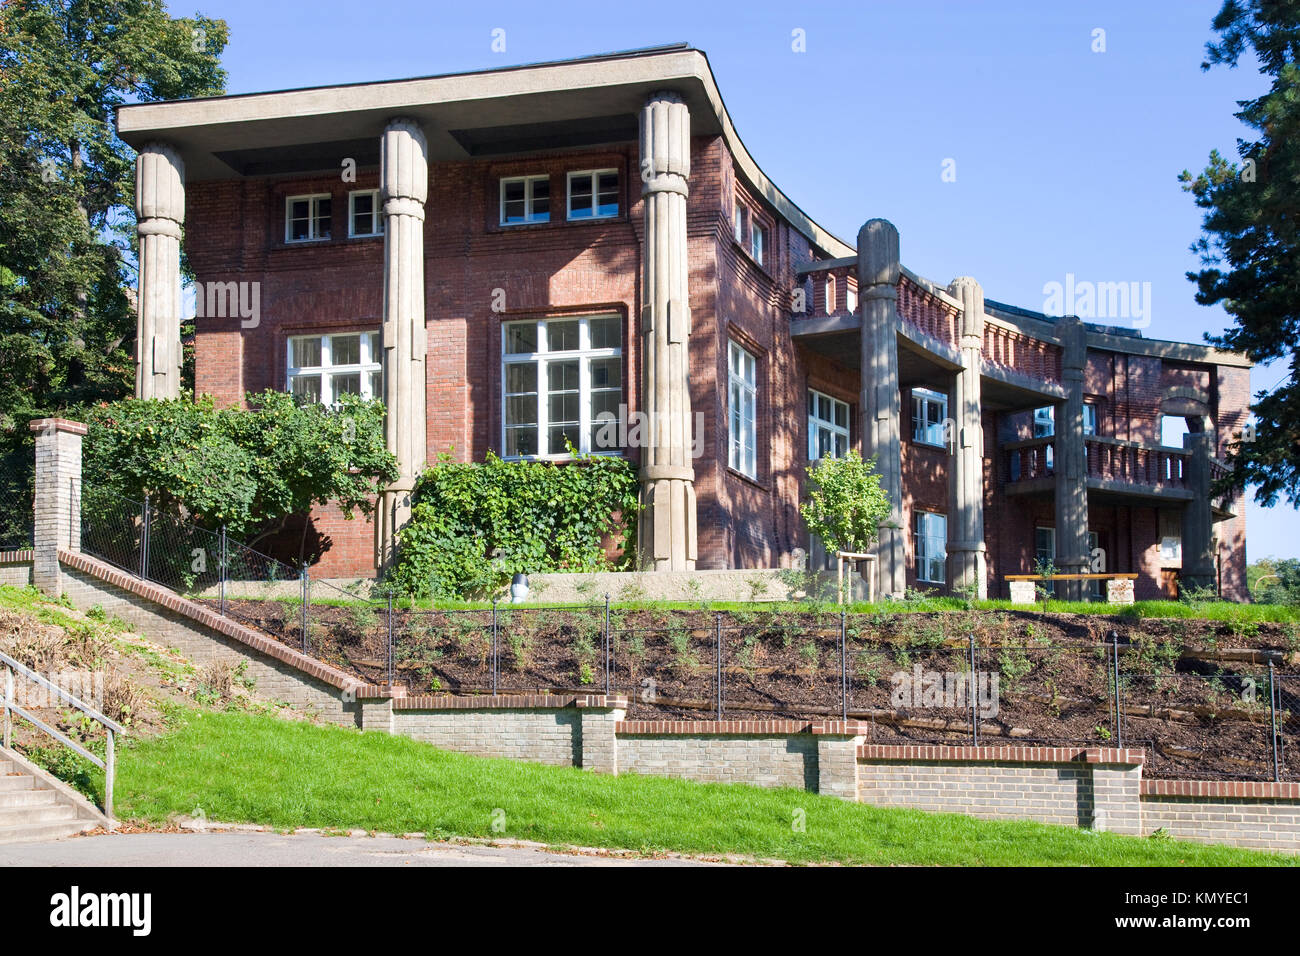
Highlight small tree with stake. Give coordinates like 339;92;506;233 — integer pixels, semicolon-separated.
800;451;893;599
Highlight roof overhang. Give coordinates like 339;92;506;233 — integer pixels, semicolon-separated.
116;44;854;257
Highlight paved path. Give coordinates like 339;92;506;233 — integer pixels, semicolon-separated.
2;829;721;867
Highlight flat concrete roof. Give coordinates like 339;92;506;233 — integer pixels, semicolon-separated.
116;44;855;258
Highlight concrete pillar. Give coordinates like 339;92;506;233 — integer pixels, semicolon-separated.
376;119;429;570
946;277;988;598
29;418;85;597
134;144;185;400
1054;317;1090;600
858;219;905;599
1181;430;1217;593
637;92;697;571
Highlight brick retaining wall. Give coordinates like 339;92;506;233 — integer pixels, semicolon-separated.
1139;780;1300;852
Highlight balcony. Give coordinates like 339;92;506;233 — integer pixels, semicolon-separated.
1004;436;1195;501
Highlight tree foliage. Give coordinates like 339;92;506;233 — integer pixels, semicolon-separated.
1180;0;1300;505
386;451;640;599
84;391;398;553
0;0;228;464
1248;556;1300;604
799;450;893;555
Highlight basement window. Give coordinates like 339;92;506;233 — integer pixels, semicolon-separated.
285;194;331;243
287;331;381;405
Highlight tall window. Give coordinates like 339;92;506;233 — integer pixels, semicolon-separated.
750;222;766;265
500;175;550;225
912;388;948;446
728;341;757;478
825;276;836;314
914;512;947;584
733;204;745;242
348;190;383;238
1083;402;1097;436
567;169;618;220
808;389;849;461
287;331;381;404
501;315;622;458
285;194;331;242
1033;405;1055;437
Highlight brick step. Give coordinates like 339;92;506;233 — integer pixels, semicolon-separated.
0;819;94;846
0;774;36;791
0;802;78;827
0;788;58;809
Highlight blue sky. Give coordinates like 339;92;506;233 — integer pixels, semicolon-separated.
193;0;1296;561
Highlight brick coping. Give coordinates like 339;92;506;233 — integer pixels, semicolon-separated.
58;550;359;693
29;417;87;436
0;550;33;563
1141;779;1300;801
615;720;870;736
386;693;629;711
857;744;1146;766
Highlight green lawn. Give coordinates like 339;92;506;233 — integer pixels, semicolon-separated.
113;709;1295;866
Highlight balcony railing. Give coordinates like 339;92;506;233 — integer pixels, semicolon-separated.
1004;436;1192;490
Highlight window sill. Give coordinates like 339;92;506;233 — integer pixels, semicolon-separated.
726;466;767;492
731;239;772;279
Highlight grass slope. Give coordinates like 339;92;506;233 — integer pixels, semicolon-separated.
116;710;1295;867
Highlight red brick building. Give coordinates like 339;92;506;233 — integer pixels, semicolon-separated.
118;45;1250;600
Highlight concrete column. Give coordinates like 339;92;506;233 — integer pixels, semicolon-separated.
376;119;429;570
1181;430;1217;593
29;418;85;597
637;92;697;571
1054;317;1089;600
858;219;905;599
946;277;987;598
134;144;185;400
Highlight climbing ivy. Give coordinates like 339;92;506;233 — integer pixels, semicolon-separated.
385;448;640;599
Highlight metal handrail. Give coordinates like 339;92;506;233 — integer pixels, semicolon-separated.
0;648;125;818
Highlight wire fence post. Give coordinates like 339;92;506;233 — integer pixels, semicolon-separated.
840;606;848;722
491;598;498;696
603;593;611;697
1112;630;1123;749
968;631;978;746
386;590;394;690
715;612;723;721
218;525;227;617
1270;660;1280;783
139;492;150;581
299;567;308;654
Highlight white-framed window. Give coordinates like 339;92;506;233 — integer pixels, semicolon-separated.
733;204;745;242
808;389;849;461
846;286;858;313
567;169;618;220
911;388;949;446
286;331;381;405
285;194;331;242
750;222;766;265
728;341;758;478
501;315;623;458
500;175;550;225
347;190;383;238
915;512;947;584
1083;402;1097;436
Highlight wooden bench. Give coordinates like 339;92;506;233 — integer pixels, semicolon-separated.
1004;572;1139;605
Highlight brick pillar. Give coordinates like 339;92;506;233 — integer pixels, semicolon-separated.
858;220;905;599
357;694;395;733
813;722;866;800
946;277;988;598
578;696;627;773
1089;760;1143;836
1181;430;1217;593
376;118;429;570
135;143;185;400
1054;317;1089;601
637;91;697;571
30;418;86;597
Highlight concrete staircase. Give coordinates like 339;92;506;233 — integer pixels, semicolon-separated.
0;748;108;845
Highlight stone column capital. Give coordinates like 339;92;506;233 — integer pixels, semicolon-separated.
135;142;185;225
640;91;691;190
857;219;900;287
381;118;428;205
